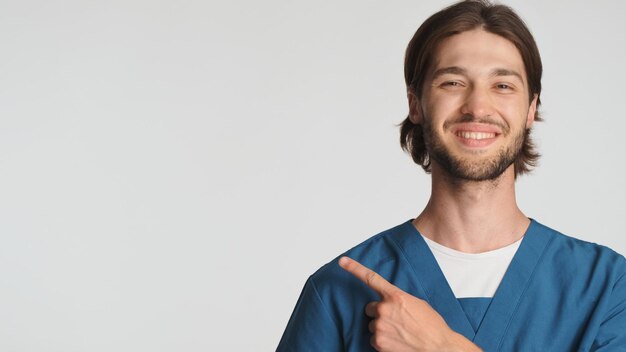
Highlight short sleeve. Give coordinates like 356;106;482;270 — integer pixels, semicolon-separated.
591;266;626;351
277;277;343;352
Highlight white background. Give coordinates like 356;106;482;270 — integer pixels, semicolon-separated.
1;0;625;351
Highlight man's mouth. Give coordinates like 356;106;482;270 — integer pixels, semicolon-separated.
455;131;497;140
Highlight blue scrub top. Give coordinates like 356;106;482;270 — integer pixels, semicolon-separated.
277;219;626;351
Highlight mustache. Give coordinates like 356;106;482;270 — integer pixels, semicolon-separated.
443;115;509;133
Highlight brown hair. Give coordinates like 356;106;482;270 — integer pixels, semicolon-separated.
400;0;542;176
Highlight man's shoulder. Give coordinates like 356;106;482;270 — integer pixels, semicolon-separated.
535;220;623;255
308;220;414;288
533;219;626;275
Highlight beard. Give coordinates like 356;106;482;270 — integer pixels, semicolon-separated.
423;116;526;182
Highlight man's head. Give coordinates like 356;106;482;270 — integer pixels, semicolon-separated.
400;0;542;180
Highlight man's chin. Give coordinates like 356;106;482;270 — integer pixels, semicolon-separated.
433;157;515;182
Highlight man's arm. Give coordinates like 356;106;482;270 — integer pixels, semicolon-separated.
590;267;626;351
277;277;343;352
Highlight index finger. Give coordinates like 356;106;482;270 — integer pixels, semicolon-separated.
338;256;398;298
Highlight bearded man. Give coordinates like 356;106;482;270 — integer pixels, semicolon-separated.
277;1;626;351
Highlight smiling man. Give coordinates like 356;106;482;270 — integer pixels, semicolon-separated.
277;1;626;351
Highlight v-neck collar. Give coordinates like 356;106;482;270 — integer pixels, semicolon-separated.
387;219;555;349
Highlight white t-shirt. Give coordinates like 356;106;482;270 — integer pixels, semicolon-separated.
421;234;523;298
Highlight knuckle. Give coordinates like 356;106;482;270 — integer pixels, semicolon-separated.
376;302;388;315
365;270;377;286
389;291;404;303
370;334;384;350
368;319;376;333
365;302;377;314
374;319;384;331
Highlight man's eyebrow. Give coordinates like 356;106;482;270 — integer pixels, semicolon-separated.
431;66;467;80
430;67;525;83
490;68;524;82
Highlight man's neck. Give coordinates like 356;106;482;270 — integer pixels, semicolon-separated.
413;164;530;254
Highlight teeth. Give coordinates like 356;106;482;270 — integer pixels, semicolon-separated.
457;131;496;140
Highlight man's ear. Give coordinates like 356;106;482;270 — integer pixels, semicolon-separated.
408;89;422;124
526;94;538;129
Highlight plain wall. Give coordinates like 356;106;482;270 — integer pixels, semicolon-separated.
1;0;625;350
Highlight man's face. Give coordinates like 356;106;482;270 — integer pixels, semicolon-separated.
410;28;537;181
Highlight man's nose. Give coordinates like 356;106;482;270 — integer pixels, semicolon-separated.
460;87;495;119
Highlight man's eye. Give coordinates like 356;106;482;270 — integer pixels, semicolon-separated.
496;83;512;90
442;81;462;87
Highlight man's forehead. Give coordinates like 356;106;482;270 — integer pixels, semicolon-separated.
429;29;526;79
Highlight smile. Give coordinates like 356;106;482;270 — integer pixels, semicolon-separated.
455;131;497;140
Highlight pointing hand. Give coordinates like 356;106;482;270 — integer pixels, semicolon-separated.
338;256;482;352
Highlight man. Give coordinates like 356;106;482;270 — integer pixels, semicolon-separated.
277;1;626;351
